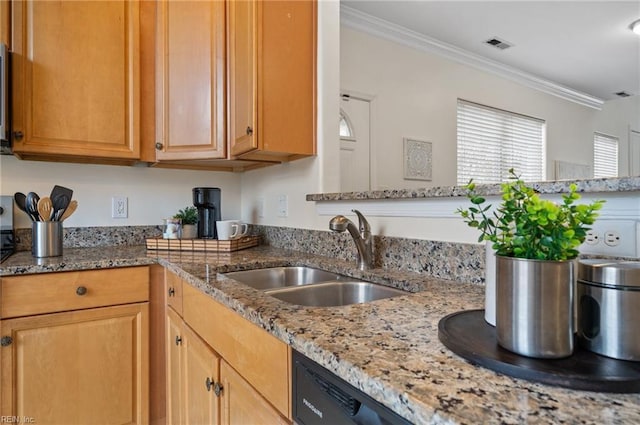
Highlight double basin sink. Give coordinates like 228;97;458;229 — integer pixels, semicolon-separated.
222;266;408;307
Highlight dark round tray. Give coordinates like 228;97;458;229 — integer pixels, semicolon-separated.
438;309;640;393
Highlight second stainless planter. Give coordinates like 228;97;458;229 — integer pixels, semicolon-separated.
496;256;575;359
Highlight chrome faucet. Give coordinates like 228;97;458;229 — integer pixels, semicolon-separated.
329;209;374;270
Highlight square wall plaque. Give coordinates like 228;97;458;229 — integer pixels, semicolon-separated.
404;138;432;181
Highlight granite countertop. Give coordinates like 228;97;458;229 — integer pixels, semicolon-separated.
306;176;640;201
2;246;639;424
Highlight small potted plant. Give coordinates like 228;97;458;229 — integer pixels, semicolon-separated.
456;169;604;358
174;206;198;239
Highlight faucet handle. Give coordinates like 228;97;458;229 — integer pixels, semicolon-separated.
351;209;371;235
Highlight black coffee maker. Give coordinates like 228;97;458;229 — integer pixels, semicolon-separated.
193;187;221;239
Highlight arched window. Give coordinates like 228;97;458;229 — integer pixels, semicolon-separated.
339;111;355;139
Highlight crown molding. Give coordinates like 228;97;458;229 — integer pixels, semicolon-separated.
341;6;605;110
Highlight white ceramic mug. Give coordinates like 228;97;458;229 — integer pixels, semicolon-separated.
231;220;249;239
216;220;239;241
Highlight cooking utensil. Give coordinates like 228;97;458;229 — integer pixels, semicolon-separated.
26;192;41;221
37;197;53;221
59;200;77;221
51;194;70;221
50;185;73;205
14;192;28;215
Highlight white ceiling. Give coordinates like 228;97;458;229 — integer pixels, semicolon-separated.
341;1;640;101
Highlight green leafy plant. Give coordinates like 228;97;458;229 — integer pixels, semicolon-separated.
456;169;605;261
173;206;198;225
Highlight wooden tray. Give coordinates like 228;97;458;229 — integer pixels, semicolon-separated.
438;309;640;393
145;236;259;253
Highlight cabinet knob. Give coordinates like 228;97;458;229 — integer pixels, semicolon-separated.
214;382;223;397
168;287;175;297
246;126;253;136
175;335;182;346
76;286;88;296
13;131;24;140
1;336;12;347
155;142;164;150
205;377;213;392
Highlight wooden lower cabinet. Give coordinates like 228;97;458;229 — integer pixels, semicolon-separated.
166;307;184;425
220;361;289;425
164;272;291;425
167;306;222;425
0;302;149;424
0;267;150;424
184;324;220;425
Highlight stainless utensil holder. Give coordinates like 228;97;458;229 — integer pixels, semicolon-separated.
32;221;63;257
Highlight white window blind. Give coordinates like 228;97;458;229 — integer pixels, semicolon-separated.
457;100;545;184
593;132;618;178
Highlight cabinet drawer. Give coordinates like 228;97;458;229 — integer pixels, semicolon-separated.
183;283;291;419
1;267;149;318
165;269;183;316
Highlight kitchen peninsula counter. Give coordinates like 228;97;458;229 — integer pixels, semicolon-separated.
2;245;639;424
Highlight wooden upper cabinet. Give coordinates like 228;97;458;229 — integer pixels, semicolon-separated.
0;0;9;45
154;0;226;161
228;0;316;162
10;0;140;162
228;0;257;157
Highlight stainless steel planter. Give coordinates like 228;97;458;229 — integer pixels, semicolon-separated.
496;256;575;359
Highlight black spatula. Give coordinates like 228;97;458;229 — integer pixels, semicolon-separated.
50;185;73;203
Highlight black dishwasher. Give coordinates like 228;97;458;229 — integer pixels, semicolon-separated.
292;351;412;425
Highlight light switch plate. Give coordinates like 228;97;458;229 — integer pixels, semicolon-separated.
277;195;288;217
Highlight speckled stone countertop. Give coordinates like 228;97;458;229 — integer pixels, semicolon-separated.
306;176;640;201
2;246;639;424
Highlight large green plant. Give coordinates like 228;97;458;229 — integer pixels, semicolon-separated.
456;169;605;261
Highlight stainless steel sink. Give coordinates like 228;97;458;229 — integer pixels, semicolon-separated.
264;280;407;307
221;266;341;290
222;266;408;306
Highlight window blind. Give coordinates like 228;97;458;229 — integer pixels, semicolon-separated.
593;132;618;178
457;100;545;184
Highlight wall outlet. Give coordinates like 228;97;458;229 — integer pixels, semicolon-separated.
112;196;128;219
277;195;288;218
579;220;638;257
604;230;621;247
584;230;599;245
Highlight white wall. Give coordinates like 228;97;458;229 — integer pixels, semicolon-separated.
340;27;610;189
240;11;639;244
595;95;640;176
0;156;242;229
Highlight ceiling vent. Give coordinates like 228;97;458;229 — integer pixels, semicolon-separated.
614;91;632;98
484;37;513;50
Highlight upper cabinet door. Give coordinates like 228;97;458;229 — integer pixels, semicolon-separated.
155;0;226;161
228;0;258;157
228;0;317;162
11;0;140;161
